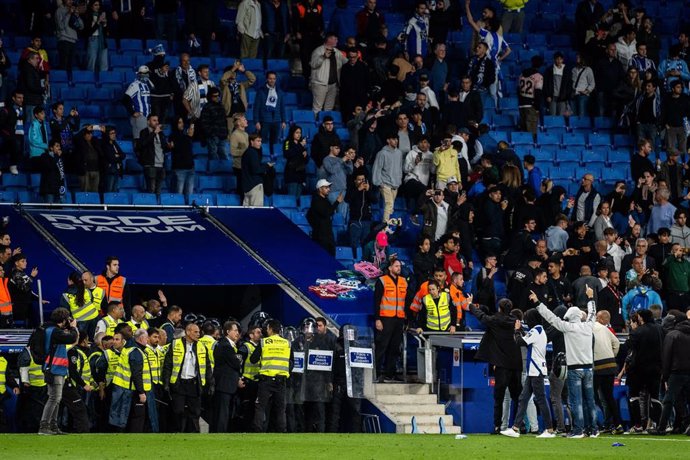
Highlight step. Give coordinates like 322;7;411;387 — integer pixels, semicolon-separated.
377;403;447;415
373;383;431;395
399;423;463;434
392;414;455;425
374;394;438;405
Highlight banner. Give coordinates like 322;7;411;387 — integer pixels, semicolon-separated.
348;347;374;369
293;351;305;374
29;210;278;286
307;349;333;371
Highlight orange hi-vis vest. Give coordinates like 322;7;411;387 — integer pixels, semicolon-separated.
450;284;470;323
0;278;12;315
296;2;322;18
379;275;407;318
96;275;126;304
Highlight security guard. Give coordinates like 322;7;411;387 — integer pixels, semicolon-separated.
0;355;19;431
250;319;293;432
127;305;150;332
110;328;157;432
0;264;13;328
409;267;449;313
17;346;48;433
146;327;170;432
81;270;106;336
93;331;126;431
62;332;93;433
61;272;102;340
96;256;129;309
238;322;262;429
198;321;218;371
373;258;408;383
449;272;471;330
162;322;211;433
95;302;125;340
414;280;457;333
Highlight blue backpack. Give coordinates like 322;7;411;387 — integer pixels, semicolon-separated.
629;288;650;316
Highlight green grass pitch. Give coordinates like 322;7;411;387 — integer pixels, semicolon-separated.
0;433;689;459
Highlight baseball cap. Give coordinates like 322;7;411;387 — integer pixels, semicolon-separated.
137;65;150;74
458;127;471;135
376;231;389;247
316;179;332;189
447;177;459;184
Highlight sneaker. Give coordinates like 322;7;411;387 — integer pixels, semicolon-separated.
627;425;646;435
9;165;18;175
491;427;501;435
566;433;585;439
647;428;666;436
537;431;556;438
38;423;56;436
612;425;625;435
500;428;520;438
589;431;600;438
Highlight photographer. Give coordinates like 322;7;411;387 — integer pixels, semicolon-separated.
38;307;79;435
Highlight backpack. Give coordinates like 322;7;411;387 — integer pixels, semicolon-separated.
629;288;650;317
27;325;47;365
552;352;568;381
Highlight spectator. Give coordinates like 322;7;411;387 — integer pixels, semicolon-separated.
592;310;622;433
372;133;404;222
499;0;527;34
571;173;601;227
8;254;38;327
339;48;369;123
294;0;326;79
403;136;434;225
101;127;125;193
199;87;228;160
571;52;596;117
229;113;250;196
419;189;450;243
575;0;606;49
592;201;614;242
262;0;290;62
479;185;508;256
503;217;537;271
253;71;285;158
403;2;430;57
242;133;272;207
428;0;451;48
517;58;544;136
346;171;377;258
312;118;342;170
0;90;25;175
474;254;498;309
154;0;179;50
670;209;690;248
0;38;10;101
638;17;660;62
39;140;66;204
83;0;109;73
467;42;496;103
621;274;663;322
364;231;394;271
17;52;43;127
660;80;690;157
598;270;625;331
55;0;82;84
356;0;385;47
73;126;103;193
469;298;522;434
49;102;80;166
307;179;342;256
662;243;690;310
628;42;656;74
615;25;637;66
428;43;449;105
149;61;177;124
656;149;684;204
522;154;543;197
27;106;49;166
412;236;443;286
323;144;354;220
236;0;263;59
659;45;690;94
122;66;153;141
283;125;309;202
647;188;677;234
536;284;598;438
310;34;347;116
170;118;195;198
545;214;569;252
543;52;572;116
432;135;460;189
182;65;216;121
634;79;661;147
137;115;170;196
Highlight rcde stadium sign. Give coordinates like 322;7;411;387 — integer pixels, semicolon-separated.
40;214;206;233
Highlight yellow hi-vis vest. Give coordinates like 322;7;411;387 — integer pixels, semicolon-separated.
423;292;452;331
0;357;7;394
198;335;216;370
242;341;260;381
259;336;291;378
126;319;149;332
28;353;46;387
112;347;152;392
103;315;123;336
145;345;161;385
105;348;122;385
68;347;94;388
169;339;207;387
63;288;101;322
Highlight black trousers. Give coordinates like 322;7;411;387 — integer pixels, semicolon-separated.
128;394;148;433
493;367;522;429
60;385;90;433
667;292;690;312
213;390;237;433
659;373;690;430
627;370;661;427
239;379;258;431
304;401;326;433
327;382;362;433
57;40;75;80
94;386;113;432
153;384;171;433
253;376;287;433
171;379;201;433
594;374;621;427
18;386;47;433
375;317;404;379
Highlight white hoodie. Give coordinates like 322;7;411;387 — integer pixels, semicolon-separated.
536;300;596;367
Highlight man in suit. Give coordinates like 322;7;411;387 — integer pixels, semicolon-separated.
212;320;245;432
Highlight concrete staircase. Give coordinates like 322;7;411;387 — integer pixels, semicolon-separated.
372;383;461;434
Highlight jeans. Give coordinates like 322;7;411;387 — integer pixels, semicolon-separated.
567;368;597;435
207;136;228;160
86;36;108;73
572;95;589;117
666;126;687;157
260;122;281;157
40;375;65;429
597;91;614;117
549;371;568;431
637;123;658;149
263;33;286;63
105;174;120;193
349;220;371;258
513;375;552;431
549;100;568;116
174;169;195;196
503;371;538;431
144;166;165;196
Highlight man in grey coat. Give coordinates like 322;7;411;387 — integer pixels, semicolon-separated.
372;133;403;222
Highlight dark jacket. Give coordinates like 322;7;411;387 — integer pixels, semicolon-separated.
162;338;211;393
213;337;243;394
199;100;228;139
241;146;266;194
661;320;690;380
253;85;286;124
594;56;625;93
627;322;663;374
597;284;625;331
311;127;341;168
101;140;125;176
660;93;690;128
39;152;64;196
17;60;43;106
502;229;536;270
307;192;338;251
543;65;573;103
345;181;377;223
283;139;308;184
340;60;370;113
73;131;103;175
170;129;194;170
469;305;522;370
137;127;170;167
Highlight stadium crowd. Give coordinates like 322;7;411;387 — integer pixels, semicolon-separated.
0;0;690;438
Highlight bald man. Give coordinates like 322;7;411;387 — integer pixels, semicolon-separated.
572;266;600;307
127;305;149;332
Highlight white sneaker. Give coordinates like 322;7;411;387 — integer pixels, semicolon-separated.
589;431;600;438
500;428;520;438
537;431;556;438
567;433;586;439
9;165;18;175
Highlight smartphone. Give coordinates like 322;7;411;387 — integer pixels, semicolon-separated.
91;124;100;131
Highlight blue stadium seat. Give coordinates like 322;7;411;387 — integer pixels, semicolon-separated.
291;211;309;226
266;59;290;72
187;193;215;206
208;160;233;174
194;159;208;173
608;150;630;164
214;57;235;72
336;246;354;262
536;132;560;147
582;149;607;164
594;116;615;132
119;175;141;191
601;168;627;183
557;150;580;163
80;105;102;119
542;115;566;132
160;193;186;205
61;86;87;100
562;132;587;149
198;176;226;192
0;191;18;203
1;174;29;190
103;192;132;205
499;97;519;111
51;70;69;83
111;54;135;70
613;134;634;149
318;111;342;124
272;193;298;209
532;149;554;163
492;114;515;129
132;193;158;205
216;194;242;206
492;131;510;143
87;88;114;102
299;194;312;211
99;71;125;88
74;192;101;204
242;59;264;71
72;71;97;84
559;161;580;172
589;133;611;148
550;35;572;49
119;39;143;53
549;166;574;180
126;159;144;173
17;191;38;203
512;132;535;146
292;110;315;123
568;116;592;132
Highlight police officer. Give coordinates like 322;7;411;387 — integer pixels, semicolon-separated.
250;319;293;432
238;322;262;429
64;331;93;433
212;321;244;432
303;317;335;432
282;325;304;433
162;322;211;433
374;258;409;383
328;325;362;433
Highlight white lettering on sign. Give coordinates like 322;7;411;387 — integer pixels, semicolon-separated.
40;214;206;233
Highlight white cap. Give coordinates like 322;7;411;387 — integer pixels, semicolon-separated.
316;179;332;189
137;65;150;74
447;176;459;184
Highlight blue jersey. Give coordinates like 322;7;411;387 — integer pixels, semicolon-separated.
125;80;153;117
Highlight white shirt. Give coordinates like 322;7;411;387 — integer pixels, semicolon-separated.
606;242;628;272
522;325;547;377
180;341;198;379
95;315;117;336
420;86;439;109
434;201;449;242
